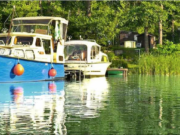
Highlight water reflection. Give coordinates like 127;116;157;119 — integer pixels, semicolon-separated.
10;86;24;104
3;75;180;134
0;77;110;134
0;81;66;135
65;77;109;119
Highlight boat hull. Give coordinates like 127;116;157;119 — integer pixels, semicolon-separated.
0;56;64;82
65;62;111;76
107;70;123;75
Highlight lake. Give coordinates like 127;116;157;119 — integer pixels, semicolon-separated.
0;75;180;135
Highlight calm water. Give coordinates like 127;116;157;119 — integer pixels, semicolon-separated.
0;75;180;134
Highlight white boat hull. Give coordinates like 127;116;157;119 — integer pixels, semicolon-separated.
65;62;111;76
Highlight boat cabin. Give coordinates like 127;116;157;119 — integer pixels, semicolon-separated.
64;40;109;63
0;17;68;63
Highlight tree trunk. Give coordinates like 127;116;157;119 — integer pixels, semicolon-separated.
144;27;149;53
159;4;163;45
159;20;162;45
86;1;91;17
39;0;43;15
172;20;175;42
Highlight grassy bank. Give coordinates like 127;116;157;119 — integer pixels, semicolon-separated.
105;41;180;75
138;54;180;75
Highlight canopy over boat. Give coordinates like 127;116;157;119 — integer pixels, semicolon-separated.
12;16;68;25
10;16;68;38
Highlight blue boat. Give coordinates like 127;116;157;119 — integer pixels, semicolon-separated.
0;16;68;82
0;55;64;82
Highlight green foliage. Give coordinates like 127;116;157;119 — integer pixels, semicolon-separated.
41;1;65;17
106;50;136;68
137;41;180;75
4;1;40;17
126;2;167;31
108;46;143;60
66;1;122;45
154;40;180;54
138;53;180;75
1;1;180;50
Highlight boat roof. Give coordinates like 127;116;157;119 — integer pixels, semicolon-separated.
0;32;52;38
13;16;68;24
65;40;101;47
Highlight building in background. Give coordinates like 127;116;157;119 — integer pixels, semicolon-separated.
119;31;156;49
119;31;138;47
137;33;156;49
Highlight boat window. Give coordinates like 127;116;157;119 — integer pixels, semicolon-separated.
0;48;11;55
13;19;51;25
12;25;48;33
13;49;25;58
43;39;51;54
35;38;41;47
14;37;33;45
0;37;11;45
91;45;100;59
26;50;35;59
64;44;87;61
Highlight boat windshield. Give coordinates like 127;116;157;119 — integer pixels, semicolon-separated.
12;19;50;33
14;36;33;45
12;25;48;33
13;19;50;25
65;44;87;61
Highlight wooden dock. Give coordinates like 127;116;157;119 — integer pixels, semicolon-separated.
106;68;128;77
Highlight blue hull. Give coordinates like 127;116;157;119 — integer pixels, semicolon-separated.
0;56;64;82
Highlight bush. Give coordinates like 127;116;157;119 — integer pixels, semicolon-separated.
154;40;180;54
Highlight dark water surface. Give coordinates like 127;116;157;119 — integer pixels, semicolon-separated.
0;75;180;135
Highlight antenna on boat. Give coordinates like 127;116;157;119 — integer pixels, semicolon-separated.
6;5;16;45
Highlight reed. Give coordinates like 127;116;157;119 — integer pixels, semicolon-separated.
138;54;180;75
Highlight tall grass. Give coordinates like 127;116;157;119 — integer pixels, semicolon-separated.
138;54;180;75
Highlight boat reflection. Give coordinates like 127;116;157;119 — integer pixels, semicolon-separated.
10;86;24;104
0;81;66;135
65;77;109;119
0;77;110;134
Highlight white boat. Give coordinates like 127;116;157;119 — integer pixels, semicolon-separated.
64;40;111;77
0;16;68;82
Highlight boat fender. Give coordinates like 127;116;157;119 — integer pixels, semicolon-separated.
48;67;57;77
13;63;24;76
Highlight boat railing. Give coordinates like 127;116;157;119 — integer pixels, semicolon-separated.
66;39;96;43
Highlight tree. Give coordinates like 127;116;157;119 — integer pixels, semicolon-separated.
41;1;65;17
3;1;40;17
159;3;163;45
163;2;180;43
65;1;123;45
127;2;166;53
